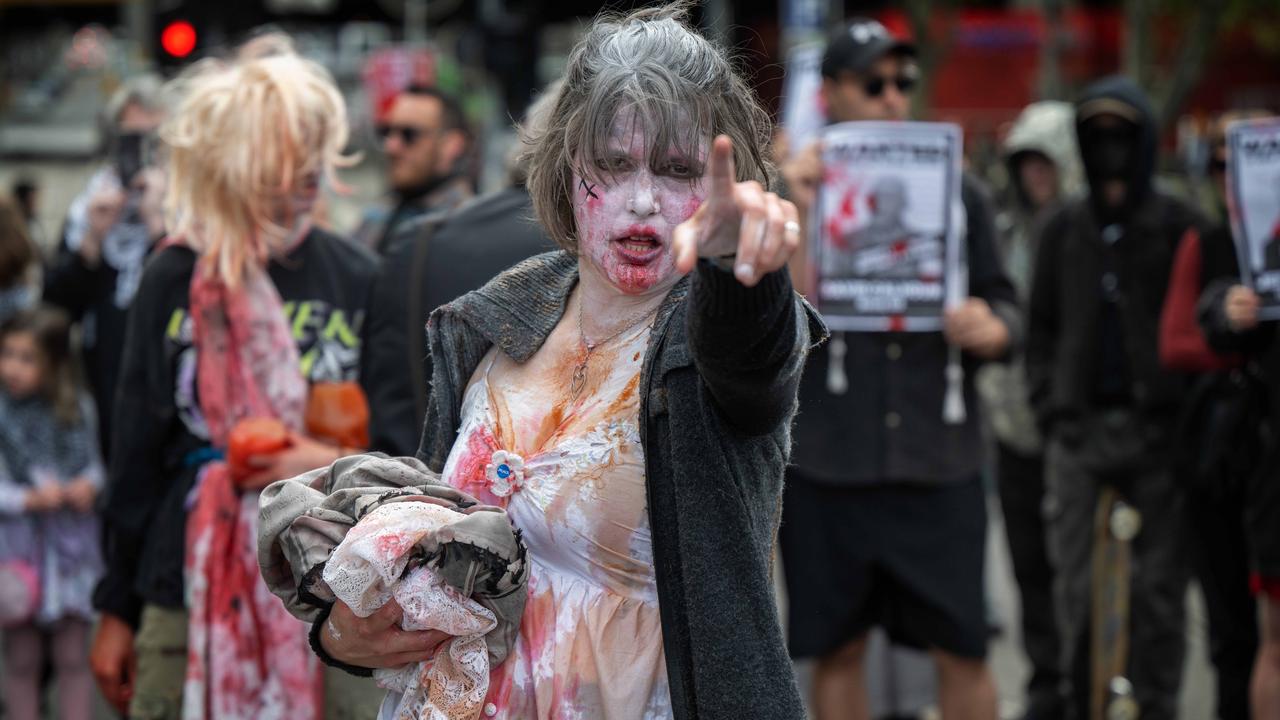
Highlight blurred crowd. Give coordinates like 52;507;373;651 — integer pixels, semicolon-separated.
0;9;1276;720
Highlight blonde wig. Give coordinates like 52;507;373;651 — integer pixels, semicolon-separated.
162;47;354;286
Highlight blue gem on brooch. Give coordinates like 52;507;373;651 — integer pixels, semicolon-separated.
485;450;525;497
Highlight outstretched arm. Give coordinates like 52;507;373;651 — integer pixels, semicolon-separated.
672;136;823;436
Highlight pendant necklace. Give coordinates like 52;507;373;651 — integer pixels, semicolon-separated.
570;297;657;401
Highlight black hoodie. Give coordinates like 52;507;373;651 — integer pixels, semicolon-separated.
1027;76;1207;433
1075;76;1159;222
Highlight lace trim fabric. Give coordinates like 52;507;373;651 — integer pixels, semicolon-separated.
325;502;499;720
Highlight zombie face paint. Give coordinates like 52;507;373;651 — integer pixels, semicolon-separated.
573;111;707;296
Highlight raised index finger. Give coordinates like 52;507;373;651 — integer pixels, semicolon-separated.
708;135;736;199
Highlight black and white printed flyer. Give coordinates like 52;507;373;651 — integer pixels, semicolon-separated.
1227;116;1280;320
812;121;965;331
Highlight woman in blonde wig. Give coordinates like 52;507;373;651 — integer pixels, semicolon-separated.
89;43;380;719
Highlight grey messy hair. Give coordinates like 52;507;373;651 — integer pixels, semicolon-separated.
524;2;775;253
509;79;564;187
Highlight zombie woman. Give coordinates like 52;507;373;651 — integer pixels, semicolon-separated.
261;6;823;719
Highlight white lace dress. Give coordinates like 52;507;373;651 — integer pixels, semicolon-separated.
420;325;672;719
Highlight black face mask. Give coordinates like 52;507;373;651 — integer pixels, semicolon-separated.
1080;119;1139;184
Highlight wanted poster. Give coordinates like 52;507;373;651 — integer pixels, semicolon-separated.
1227;117;1280;319
812;121;964;331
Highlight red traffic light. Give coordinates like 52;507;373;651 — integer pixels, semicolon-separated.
161;20;197;59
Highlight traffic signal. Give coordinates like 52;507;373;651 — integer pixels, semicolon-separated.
160;20;197;60
152;0;209;72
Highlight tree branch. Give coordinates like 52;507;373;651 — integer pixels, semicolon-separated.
904;0;956;118
1123;0;1156;89
1155;2;1226;130
1037;0;1067;100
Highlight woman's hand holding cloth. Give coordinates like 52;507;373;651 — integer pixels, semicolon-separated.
257;454;528;720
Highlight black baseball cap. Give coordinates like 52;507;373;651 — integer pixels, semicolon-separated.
821;18;917;78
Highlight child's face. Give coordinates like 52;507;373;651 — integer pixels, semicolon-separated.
0;332;44;399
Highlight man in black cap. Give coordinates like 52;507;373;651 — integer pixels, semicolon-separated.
778;18;1016;720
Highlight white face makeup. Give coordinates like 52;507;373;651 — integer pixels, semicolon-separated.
572;111;708;297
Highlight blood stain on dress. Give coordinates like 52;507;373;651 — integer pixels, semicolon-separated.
486;383;516;454
603;374;640;419
450;426;503;505
529;404;567;455
374;532;415;562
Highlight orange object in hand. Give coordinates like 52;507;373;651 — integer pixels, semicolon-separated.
227;417;291;481
305;381;369;450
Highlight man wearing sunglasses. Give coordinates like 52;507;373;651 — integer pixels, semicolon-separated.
778;18;1014;720
355;85;474;255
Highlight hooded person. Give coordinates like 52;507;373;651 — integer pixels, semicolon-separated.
977;100;1081;720
1026;76;1208;720
982;101;1083;452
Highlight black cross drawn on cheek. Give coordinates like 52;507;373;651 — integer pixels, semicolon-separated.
579;178;600;201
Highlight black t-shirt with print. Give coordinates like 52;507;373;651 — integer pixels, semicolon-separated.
92;228;378;627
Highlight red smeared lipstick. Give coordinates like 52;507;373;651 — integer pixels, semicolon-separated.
612;225;663;263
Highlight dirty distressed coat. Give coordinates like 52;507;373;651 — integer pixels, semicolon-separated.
416;251;824;719
258;453;528;664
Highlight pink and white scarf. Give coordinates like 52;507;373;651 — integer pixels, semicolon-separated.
181;250;321;720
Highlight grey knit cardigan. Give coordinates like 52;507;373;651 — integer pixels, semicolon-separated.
416;251;824;719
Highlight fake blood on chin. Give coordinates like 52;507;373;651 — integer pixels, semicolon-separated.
606;226;665;292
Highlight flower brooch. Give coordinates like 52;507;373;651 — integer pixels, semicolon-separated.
485;450;526;497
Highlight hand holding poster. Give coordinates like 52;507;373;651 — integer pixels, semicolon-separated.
1227;117;1280;320
811;121;964;332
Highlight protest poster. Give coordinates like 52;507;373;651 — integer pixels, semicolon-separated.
811;121;964;332
1226;117;1280;320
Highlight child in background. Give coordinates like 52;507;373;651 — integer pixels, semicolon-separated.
0;197;38;324
0;305;105;720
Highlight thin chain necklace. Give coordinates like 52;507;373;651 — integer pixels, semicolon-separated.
570;296;658;400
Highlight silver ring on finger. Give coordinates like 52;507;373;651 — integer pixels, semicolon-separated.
784;220;801;237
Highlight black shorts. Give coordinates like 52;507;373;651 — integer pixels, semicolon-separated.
779;470;988;660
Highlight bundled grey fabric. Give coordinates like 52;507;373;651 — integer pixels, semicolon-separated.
257;453;527;663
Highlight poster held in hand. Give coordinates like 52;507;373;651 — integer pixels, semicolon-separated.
1226;117;1280;320
811;121;965;332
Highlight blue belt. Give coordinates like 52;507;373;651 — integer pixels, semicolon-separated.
183;446;225;468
